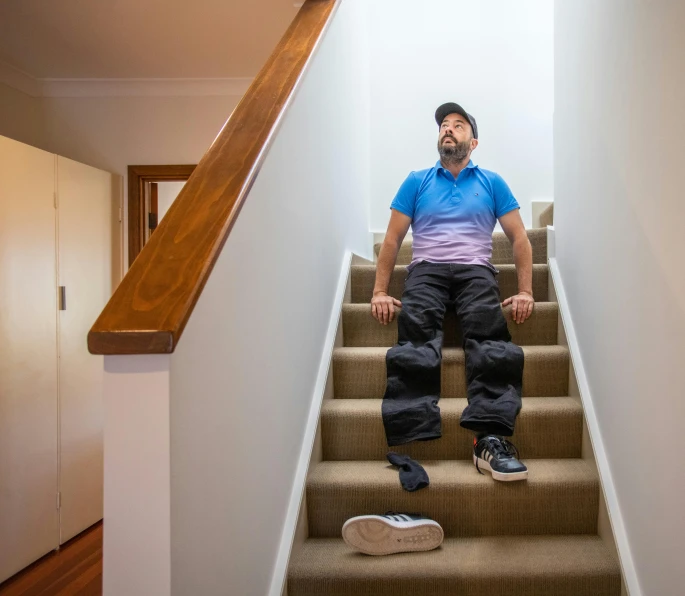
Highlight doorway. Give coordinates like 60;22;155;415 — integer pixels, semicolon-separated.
127;164;196;266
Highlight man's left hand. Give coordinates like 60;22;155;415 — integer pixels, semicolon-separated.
502;292;534;324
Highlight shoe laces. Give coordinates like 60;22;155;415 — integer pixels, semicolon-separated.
499;438;520;459
475;436;520;476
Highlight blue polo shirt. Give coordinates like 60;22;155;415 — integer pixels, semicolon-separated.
390;160;519;271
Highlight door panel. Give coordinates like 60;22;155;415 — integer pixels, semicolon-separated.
57;156;119;543
0;136;59;582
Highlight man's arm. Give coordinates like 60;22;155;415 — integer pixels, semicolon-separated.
498;209;534;324
372;209;412;325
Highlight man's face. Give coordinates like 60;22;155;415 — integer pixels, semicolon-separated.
437;113;478;162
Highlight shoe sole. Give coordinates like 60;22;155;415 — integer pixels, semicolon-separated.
342;516;444;556
473;454;529;482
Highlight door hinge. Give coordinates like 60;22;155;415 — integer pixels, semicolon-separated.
148;212;158;231
118;207;123;222
59;286;66;311
54;192;58;209
57;491;61;510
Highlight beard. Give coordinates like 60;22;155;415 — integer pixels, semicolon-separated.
438;136;471;164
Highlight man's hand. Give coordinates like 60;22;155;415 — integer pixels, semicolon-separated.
502;292;534;324
371;292;402;325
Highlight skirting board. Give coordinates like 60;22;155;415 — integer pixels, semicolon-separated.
267;250;353;596
547;228;640;596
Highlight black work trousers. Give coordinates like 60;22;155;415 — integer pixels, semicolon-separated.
382;262;524;446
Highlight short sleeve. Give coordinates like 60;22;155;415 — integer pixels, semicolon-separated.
390;172;418;219
491;173;520;218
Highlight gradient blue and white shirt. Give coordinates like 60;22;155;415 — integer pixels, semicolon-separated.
390;160;519;271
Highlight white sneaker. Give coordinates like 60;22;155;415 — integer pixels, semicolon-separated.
342;512;444;556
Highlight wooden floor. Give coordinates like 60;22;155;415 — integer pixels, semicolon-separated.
0;523;102;596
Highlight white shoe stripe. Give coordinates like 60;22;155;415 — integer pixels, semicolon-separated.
386;514;413;523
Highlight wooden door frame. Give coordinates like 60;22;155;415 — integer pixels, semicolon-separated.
127;165;196;267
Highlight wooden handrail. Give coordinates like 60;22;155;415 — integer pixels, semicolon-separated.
88;0;339;355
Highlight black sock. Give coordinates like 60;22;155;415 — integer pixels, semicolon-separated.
386;452;429;492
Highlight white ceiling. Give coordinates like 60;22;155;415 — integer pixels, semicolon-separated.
0;0;300;79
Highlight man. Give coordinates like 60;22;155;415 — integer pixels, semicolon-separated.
371;102;534;482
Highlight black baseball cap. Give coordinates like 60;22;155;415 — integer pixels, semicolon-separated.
435;102;478;139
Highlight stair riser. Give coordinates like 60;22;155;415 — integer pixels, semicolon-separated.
375;228;549;267
351;264;549;304
332;350;569;399
322;401;582;461
307;479;599;538
343;304;559;347
289;574;619;596
289;536;622;596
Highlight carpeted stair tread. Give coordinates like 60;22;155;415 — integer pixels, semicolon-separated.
373;227;549;266
351;263;548;303
321;397;581;460
342;302;559;347
333;345;569;399
307;459;598;538
288;534;621;596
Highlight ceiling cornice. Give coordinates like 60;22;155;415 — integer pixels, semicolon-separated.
0;60;252;98
41;77;253;98
0;60;42;96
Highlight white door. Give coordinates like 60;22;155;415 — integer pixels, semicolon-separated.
57;156;120;543
0;136;59;582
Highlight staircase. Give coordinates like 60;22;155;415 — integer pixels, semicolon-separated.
288;228;622;595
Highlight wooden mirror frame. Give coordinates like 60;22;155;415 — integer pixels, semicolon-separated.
127;164;196;267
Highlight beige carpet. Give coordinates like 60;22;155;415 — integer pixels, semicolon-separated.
288;229;621;595
374;227;549;267
350;263;549;304
333;346;569;400
342;302;560;347
290;536;619;596
321;397;582;461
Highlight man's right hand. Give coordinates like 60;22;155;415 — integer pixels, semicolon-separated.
371;292;402;325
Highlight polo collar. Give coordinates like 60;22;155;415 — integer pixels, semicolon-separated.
436;159;477;173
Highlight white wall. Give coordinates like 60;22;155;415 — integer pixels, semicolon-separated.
103;355;172;596
40;95;236;178
157;181;186;222
0;89;241;266
167;1;370;594
0;83;45;149
368;0;553;231
41;95;241;264
555;2;685;595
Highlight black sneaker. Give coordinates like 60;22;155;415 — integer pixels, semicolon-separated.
342;512;444;555
473;435;528;482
